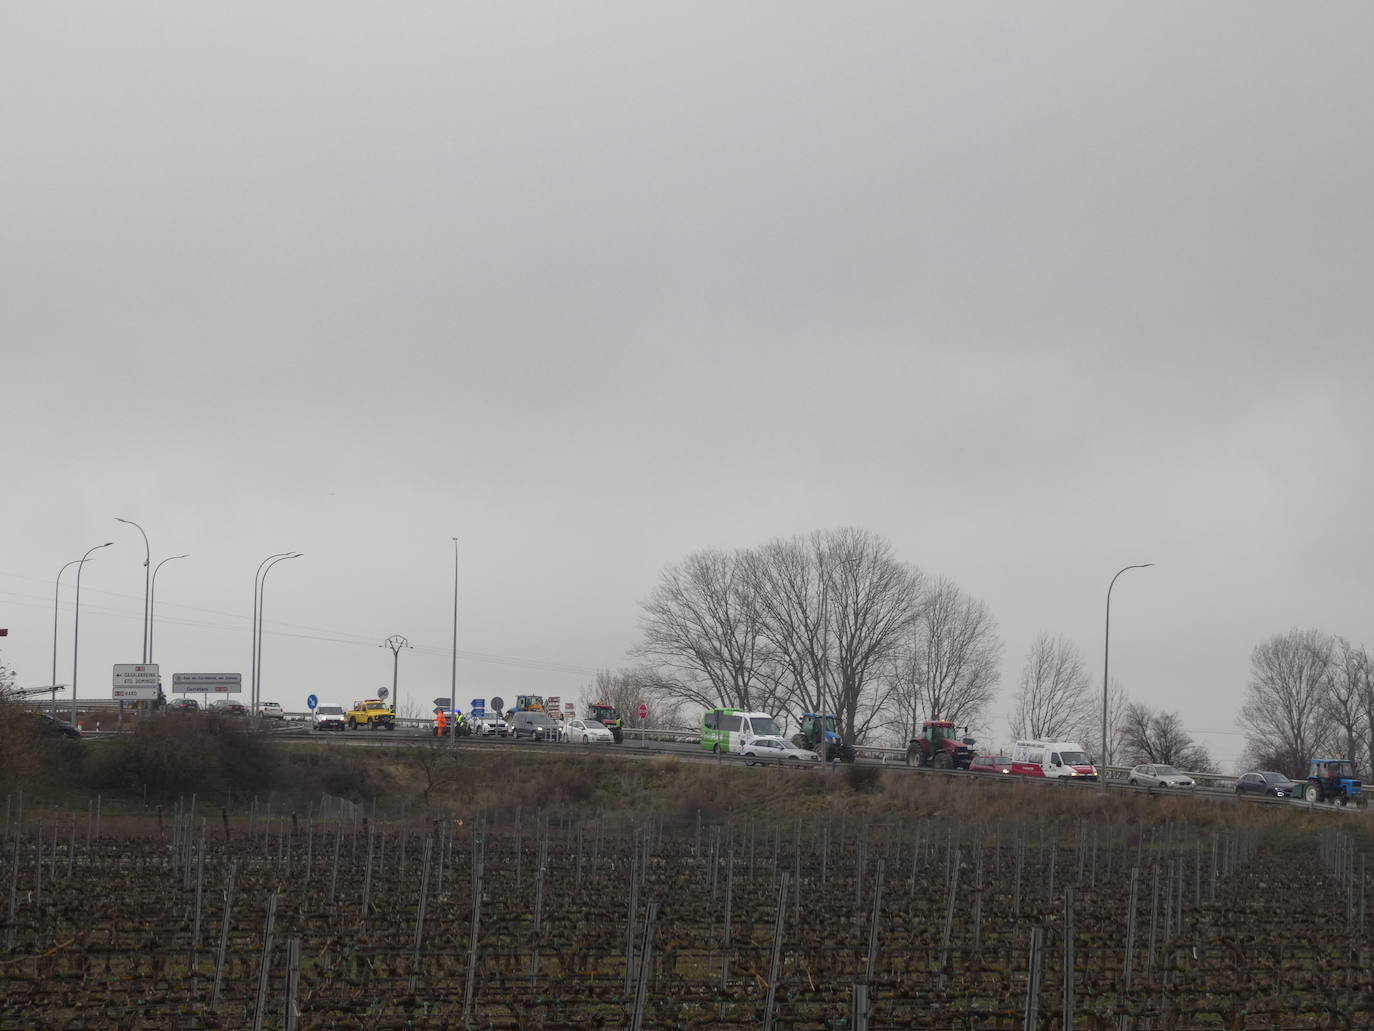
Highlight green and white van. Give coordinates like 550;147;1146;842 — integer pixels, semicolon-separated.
700;708;782;754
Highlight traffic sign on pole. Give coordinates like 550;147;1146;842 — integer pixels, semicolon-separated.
638;702;648;721
172;673;242;694
307;694;318;711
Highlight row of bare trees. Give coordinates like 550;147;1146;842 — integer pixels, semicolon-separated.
627;528;1002;745
1240;628;1372;776
1007;635;1213;769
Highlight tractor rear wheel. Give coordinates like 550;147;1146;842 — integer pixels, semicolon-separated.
905;745;920;767
1305;783;1322;803
934;751;953;770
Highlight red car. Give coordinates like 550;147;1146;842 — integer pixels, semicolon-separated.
969;754;1015;774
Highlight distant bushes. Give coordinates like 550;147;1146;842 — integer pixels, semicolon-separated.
84;712;282;802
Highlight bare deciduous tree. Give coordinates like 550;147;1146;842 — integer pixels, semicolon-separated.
1240;628;1336;775
1009;633;1093;742
1083;677;1130;767
751;529;919;744
1119;703;1214;771
632;548;779;714
1326;638;1372;773
580;668;688;729
891;577;1001;738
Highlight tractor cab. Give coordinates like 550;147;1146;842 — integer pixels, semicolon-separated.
1303;759;1363;806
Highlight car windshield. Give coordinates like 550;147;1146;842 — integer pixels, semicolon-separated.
753;738;784;748
1261;772;1289;783
1059;751;1090;765
992;756;1012;765
1155;766;1181;776
318;706;343;715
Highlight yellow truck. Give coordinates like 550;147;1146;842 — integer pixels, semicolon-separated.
347;698;396;730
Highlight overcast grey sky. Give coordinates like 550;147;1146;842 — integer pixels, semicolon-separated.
3;3;1371;768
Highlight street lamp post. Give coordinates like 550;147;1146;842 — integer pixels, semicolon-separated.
52;557;91;708
1103;563;1153;773
71;541;114;724
255;553;301;712
381;635;411;718
148;554;189;664
115;518;151;663
251;552;296;712
450;538;459;748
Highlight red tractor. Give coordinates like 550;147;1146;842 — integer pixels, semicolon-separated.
905;719;976;770
587;701;624;743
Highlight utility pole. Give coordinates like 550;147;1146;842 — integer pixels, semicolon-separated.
381;635;411;717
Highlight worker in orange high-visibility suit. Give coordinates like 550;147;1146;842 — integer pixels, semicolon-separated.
434;707;448;737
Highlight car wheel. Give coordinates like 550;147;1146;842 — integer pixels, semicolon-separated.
1129;778;1139;786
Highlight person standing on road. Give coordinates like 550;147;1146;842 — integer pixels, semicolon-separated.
435;707;448;737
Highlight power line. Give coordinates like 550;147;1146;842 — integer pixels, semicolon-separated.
0;585;602;676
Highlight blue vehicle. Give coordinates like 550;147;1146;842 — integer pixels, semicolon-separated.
796;713;855;764
1301;759;1363;806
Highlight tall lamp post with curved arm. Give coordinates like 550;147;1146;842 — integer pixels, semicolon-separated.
148;554;189;665
72;541;114;724
251;552;295;712
52;556;92;708
254;553;301;712
115;518;151;662
1103;562;1153;773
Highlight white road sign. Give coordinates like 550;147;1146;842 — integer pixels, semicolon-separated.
173;673;243;694
113;664;160;687
113;686;159;700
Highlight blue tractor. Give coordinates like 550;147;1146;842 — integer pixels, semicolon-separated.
795;713;855;763
1300;759;1363;806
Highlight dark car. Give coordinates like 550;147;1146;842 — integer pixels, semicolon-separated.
1235;770;1299;799
169;697;200;712
210;699;249;716
509;711;560;741
969;754;1015;774
30;713;82;739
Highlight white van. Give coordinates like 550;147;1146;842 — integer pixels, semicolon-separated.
1012;740;1097;780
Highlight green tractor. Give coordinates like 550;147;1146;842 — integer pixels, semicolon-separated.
1299;759;1364;806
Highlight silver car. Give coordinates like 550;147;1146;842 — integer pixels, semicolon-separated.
1128;763;1196;788
741;735;821;767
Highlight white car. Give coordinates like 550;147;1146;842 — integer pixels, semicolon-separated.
742;736;821;766
312;704;347;731
561;718;615;744
1128;764;1197;788
258;701;285;719
473;715;508;737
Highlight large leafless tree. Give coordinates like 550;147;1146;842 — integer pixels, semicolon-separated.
750;529;920;743
1326;638;1372;774
632;548;779;714
1240;628;1336;775
890;577;1001;739
1119;703;1214;771
1009;633;1093;742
